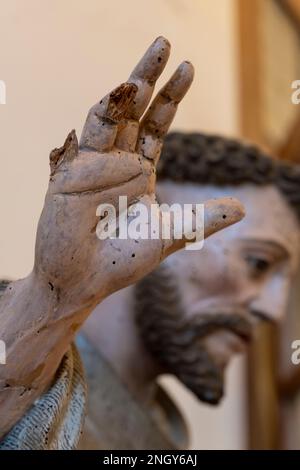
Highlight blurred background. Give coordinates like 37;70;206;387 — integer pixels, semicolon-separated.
0;0;300;449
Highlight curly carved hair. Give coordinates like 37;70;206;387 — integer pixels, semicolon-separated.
157;132;300;220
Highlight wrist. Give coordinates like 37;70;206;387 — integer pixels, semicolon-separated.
0;271;61;340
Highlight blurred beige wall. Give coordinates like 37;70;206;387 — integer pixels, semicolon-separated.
0;0;246;449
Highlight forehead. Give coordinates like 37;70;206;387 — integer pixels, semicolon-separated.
157;181;300;261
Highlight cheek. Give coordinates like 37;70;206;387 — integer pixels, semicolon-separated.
168;243;247;302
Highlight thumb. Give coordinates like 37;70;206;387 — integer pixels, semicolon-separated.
162;197;245;257
203;197;245;238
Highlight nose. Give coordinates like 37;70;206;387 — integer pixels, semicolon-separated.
248;275;290;324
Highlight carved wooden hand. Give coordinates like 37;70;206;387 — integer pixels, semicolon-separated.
0;37;244;438
35;36;244;311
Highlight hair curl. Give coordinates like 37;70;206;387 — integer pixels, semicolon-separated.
157;132;300;220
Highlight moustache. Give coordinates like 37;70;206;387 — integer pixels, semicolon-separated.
152;310;254;348
184;310;254;343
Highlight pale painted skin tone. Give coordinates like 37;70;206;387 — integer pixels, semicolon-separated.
0;37;244;438
83;182;300;402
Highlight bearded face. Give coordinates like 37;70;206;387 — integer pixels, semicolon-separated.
81;182;299;406
134;183;300;405
134;265;253;405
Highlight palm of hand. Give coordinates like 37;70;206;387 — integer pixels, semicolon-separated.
34;37;243;310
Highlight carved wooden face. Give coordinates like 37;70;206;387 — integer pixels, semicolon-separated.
156;181;300;380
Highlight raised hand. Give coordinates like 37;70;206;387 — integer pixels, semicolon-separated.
35;37;244;312
0;38;244;437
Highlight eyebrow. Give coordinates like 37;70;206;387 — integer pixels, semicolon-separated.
239;239;290;260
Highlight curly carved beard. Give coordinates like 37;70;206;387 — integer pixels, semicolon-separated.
134;265;252;405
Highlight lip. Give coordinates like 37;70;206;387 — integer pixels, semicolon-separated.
224;322;253;356
234;327;252;344
214;331;249;368
228;331;249;354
